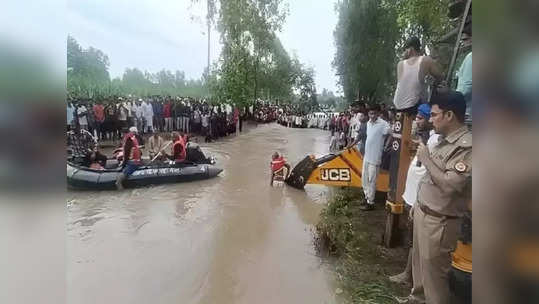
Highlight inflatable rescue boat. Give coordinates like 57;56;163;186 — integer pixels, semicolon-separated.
67;144;223;190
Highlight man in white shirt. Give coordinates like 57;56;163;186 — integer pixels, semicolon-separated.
117;102;128;132
201;111;210;139
349;107;364;143
361;104;390;211
77;103;88;131
67;102;75;130
142;99;154;133
134;100;143;131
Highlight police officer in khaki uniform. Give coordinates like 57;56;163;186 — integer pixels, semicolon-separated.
403;91;471;304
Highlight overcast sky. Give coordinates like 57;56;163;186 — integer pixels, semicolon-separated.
68;0;340;95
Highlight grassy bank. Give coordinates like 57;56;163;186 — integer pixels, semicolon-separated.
315;188;409;303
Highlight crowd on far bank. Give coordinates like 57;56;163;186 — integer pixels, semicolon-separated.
66;96;262;143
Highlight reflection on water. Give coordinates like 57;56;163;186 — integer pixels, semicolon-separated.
67;123;340;304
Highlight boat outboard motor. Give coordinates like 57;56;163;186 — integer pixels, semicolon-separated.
186;143;215;164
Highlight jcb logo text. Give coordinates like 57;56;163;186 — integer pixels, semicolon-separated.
320;168;351;182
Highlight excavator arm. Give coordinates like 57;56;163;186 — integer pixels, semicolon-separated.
285;147;389;192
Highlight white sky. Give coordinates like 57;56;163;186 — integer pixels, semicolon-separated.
68;0;340;94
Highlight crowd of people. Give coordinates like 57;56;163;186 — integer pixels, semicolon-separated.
67;97;248;144
277;112;307;128
253;103;280;123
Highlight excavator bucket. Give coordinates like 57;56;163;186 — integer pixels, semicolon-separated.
286;155;323;189
285;147;389;192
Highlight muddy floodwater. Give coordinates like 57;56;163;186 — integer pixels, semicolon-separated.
67;123;340;304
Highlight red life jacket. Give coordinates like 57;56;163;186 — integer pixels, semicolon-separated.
271;156;285;172
172;137;186;162
124;132;141;163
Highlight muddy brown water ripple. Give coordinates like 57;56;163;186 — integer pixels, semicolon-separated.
67;123;342;304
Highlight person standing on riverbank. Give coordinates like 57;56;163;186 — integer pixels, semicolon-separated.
93;101;105;140
347;110;368;155
390;103;439;286
67;101;76;130
360;104;390;211
134;100;143;134
201;110;210;141
193;106;201;134
163;99;172;132
77;103;88;131
407;91;471;304
142;99;154;134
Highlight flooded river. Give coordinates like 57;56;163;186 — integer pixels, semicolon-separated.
67;123;339;304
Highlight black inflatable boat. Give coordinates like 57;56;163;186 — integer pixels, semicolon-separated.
67;162;223;190
67;144;223;190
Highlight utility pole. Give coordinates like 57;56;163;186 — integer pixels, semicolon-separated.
207;0;210;75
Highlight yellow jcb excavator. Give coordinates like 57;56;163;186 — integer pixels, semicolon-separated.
285;146;390;192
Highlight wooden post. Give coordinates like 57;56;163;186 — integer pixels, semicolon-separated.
384;111;413;248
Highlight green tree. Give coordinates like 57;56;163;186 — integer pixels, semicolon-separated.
396;0;451;48
319;89;337;108
333;0;400;104
121;68;151;96
67;35;111;98
194;0;306;108
333;0;451;106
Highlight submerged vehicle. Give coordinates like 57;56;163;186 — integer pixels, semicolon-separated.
67;143;223;190
285;146;389;191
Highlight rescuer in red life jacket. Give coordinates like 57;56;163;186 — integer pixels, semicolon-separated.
115;126;142;190
162;132;188;163
270;152;291;186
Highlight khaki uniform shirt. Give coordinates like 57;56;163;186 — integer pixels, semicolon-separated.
417;126;472;217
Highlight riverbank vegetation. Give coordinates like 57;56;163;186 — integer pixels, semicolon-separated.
315;189;409;303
